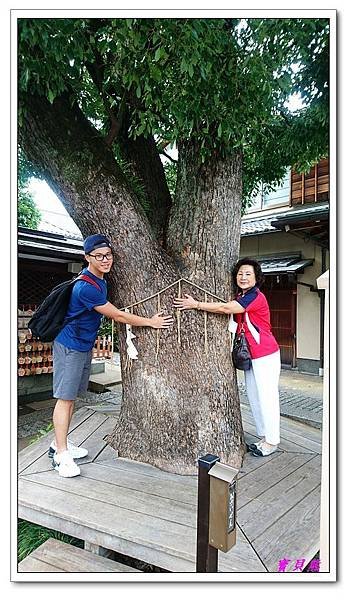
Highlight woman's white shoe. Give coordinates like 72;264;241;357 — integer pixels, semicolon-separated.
251;442;278;457
247;437;265;451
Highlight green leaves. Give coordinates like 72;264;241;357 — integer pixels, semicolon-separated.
18;17;329;199
18;194;41;229
154;46;168;62
180;57;188;74
47;88;55;104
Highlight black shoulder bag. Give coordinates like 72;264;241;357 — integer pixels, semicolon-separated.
232;313;252;371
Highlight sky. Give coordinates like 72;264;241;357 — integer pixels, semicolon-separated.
28;179;82;237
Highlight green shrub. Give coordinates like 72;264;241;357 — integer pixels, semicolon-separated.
18;519;84;562
98;317;119;351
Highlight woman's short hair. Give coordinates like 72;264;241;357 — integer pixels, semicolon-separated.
232;257;265;290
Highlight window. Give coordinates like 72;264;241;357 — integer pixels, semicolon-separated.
247;169;290;212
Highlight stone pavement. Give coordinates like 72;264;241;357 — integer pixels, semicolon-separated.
17;387;123;451
237;369;323;429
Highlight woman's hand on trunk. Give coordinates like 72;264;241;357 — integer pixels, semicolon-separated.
174;294;199;311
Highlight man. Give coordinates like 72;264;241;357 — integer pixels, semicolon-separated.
50;234;174;477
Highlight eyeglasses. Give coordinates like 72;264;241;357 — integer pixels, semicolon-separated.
88;252;113;262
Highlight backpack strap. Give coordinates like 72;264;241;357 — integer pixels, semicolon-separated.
62;274;103;327
76;274;102;291
245;312;260;344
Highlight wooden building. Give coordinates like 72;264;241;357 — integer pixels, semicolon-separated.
18;227;84;308
241;158;330;374
17;228;84;400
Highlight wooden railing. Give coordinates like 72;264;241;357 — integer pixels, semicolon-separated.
93;335;113;359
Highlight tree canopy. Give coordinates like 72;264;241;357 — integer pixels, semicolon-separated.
18;17;329;205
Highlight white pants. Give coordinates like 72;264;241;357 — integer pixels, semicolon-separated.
244;350;281;445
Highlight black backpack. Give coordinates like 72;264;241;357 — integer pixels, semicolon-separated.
27;274;101;342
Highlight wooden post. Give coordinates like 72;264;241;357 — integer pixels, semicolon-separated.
196;454;220;572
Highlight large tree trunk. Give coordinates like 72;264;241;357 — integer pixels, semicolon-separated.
167;139;242;297
111;141;245;473
19;93;245;474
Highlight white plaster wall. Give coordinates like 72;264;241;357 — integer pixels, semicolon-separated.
296;283;320;359
296;251;323;360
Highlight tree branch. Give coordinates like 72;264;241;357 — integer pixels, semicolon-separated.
159;149;178;164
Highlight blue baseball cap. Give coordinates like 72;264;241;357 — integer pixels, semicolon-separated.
83;234;112;255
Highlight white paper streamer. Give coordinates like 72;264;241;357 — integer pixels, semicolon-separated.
124;308;138;360
228;314;238;334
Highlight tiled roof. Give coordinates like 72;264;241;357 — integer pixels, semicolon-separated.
18;227;84;260
259;255;314;274
38;219;83;241
241;202;329;237
273;202;329;227
241;218;279;236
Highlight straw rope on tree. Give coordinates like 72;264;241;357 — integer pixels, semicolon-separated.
176;280;181;348
204;292;208;354
156;292;161;361
117;277;230;360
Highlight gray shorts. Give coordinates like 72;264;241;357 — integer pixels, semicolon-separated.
53;341;93;401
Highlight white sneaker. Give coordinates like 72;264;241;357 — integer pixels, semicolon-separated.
247;438;265;451
48;439;88;459
251;443;278;457
52;450;81;477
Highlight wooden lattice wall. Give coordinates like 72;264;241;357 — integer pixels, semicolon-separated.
18;259;71;307
291;158;329;206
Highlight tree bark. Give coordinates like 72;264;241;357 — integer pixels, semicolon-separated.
118;121;172;245
19;93;245;474
167;139;243;297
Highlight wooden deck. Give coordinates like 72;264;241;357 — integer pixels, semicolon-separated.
18;405;322;574
18;538;141;573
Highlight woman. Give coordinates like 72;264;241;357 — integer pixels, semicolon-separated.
174;258;281;457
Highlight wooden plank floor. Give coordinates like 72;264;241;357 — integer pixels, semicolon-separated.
18;405;322;573
18;538;141;573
